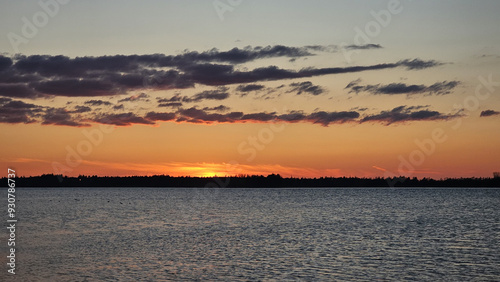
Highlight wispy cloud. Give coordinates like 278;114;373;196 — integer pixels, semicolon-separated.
360;106;462;125
346;79;460;96
480;110;500;117
118;93;149;103
42;108;89;127
203;105;230;112
182;87;230;102
158;102;183;108
236;84;265;92
92;112;155;126
156;87;230;106
70;105;92;113
288;81;326;95
84;100;113;106
343;44;383;50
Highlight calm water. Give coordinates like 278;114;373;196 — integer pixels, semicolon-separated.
1;188;499;281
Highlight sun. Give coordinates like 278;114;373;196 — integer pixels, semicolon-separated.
200;172;217;178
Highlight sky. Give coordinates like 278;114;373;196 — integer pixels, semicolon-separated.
1;0;499;179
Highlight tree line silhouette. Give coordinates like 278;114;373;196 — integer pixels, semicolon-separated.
4;174;500;188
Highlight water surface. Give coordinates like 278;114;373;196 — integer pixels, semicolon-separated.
1;188;499;281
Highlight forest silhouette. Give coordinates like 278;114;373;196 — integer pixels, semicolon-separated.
5;174;500;188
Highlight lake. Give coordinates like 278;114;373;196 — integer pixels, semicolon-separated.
1;188;499;281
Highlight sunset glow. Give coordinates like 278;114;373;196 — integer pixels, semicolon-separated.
1;1;499;179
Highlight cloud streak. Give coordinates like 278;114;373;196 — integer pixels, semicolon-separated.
118;93;149;103
84;100;113;106
360;106;462;125
480;110;500;117
156;87;230;105
182;87;229;102
346;79;460;96
236;84;265;92
288;81;326;95
92;112;155;126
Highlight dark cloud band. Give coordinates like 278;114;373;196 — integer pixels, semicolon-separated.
0;97;461;127
0;47;441;99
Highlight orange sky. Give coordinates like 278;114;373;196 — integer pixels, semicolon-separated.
1;113;499;179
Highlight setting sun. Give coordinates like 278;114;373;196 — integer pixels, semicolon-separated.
201;172;218;178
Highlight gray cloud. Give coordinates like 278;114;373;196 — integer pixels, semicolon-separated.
145;112;176;121
92;112;155;126
343;44;382;50
304;111;360;126
158;102;182;108
165;108;359;126
32;79;118;97
288;81;325;95
236;84;265;92
203;105;230;112
0;98;41;124
346;79;459;96
118;93;149;103
175;107;244;123
158;102;183;108
42;108;89;127
157;87;229;104
71;105;92;113
397;58;443;70
0;97;461;128
113;104;125;110
305;44;382;52
0;56;13;72
157;94;182;103
480;110;500;117
183;87;229;102
84;100;113;106
0;83;39;98
360;106;461;125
